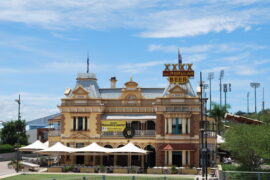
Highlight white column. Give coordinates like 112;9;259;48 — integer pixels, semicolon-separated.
82;117;85;130
165;118;167;134
182;119;186;134
76;117;79;130
165;151;168;165
168;151;172;165
188;151;190;165
182;150;186;166
168;118;172;134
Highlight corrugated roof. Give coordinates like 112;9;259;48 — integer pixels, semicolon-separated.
27;113;61;126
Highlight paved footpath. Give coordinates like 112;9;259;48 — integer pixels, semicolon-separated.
0;161;20;179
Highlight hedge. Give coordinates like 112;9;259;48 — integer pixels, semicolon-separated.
0;144;15;153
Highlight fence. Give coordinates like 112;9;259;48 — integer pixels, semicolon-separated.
223;171;270;180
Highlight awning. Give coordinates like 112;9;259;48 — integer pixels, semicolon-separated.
74;142;112;153
37;142;76;154
103;114;156;120
161;143;197;151
19;140;48;152
110;142;147;154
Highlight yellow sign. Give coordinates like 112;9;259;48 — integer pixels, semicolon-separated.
101;121;126;132
168;76;188;84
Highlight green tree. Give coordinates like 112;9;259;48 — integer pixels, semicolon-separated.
0;120;28;146
222;124;270;171
208;102;229;135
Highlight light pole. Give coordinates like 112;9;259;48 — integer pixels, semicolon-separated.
208;72;214;111
219;70;224;108
15;94;21;173
223;83;231;109
250;82;260;113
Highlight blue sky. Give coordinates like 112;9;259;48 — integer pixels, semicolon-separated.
0;0;270;121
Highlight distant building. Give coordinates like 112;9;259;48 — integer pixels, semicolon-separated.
26;113;60;130
26;113;60;143
224;113;263;125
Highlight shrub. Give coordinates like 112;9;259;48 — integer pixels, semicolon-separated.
0;144;15;153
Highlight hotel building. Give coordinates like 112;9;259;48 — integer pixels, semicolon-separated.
48;70;216;168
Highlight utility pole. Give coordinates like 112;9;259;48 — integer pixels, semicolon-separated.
250;82;260;113
247;92;249;113
208;72;214;111
200;72;208;180
219;70;224;108
15;94;21;173
223;83;231;109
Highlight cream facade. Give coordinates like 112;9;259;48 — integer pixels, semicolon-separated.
48;73;216;168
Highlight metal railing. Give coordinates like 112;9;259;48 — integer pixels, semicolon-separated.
101;130;155;137
48;130;61;136
223;171;270;180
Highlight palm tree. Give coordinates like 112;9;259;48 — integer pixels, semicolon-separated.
208;102;229;135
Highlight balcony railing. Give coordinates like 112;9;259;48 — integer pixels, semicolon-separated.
48;130;61;136
101;130;155;137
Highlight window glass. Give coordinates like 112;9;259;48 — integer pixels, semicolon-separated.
172;118;177;134
78;117;83;130
178;119;182;134
172;151;182;166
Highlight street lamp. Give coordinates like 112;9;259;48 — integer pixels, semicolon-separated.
15;94;21;173
219;70;224;108
207;72;214;111
250;82;260;113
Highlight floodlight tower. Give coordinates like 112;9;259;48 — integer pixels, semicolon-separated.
223;83;231;109
208;72;214;111
219;70;224;108
250;82;260;113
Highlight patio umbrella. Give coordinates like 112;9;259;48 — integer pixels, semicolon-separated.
19;140;48;152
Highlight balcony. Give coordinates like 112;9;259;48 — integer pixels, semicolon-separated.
101;130;155;137
48;130;61;136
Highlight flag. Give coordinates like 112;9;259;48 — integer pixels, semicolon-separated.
178;48;182;64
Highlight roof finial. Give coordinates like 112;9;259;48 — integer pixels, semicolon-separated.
130;75;133;81
87;53;89;73
178;48;182;64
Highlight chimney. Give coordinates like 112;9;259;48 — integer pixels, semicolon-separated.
110;77;117;88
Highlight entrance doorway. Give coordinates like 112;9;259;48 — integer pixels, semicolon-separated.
172;151;182;166
145;145;156;168
76;155;84;164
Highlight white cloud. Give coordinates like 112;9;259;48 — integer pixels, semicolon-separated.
148;43;266;54
0;1;269;38
0;92;60;121
118;60;170;74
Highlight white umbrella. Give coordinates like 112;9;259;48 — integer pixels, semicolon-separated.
110;142;147;154
43;141;49;148
110;142;147;168
19;140;48;152
37;142;76;154
217;135;225;144
75;142;112;153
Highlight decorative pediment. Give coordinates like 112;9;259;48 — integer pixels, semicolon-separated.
120;78;143;99
169;85;187;94
72;86;89;98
